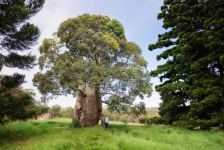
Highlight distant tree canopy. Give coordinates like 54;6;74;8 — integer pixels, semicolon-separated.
33;14;152;127
60;107;74;118
0;0;45;123
149;0;224;128
48;105;62;118
48;106;74;119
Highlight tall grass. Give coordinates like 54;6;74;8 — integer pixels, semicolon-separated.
0;118;223;150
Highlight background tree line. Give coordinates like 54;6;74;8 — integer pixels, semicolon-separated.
47;105;74;119
46;105;159;122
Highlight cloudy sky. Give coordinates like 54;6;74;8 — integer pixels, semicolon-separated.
2;0;165;108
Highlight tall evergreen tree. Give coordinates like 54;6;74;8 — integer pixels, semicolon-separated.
0;0;44;84
0;0;45;123
149;0;224;128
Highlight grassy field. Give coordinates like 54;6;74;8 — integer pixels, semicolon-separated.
0;118;223;150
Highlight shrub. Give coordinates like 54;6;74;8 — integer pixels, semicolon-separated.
0;88;46;124
139;117;164;125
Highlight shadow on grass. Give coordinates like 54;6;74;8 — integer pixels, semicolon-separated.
46;120;72;127
0;120;134;147
109;124;127;129
0;120;72;147
108;124;133;134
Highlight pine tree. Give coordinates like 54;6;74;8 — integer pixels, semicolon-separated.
149;0;224;128
0;0;45;123
0;0;44;84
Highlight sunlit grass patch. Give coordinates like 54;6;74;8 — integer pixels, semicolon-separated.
0;118;223;150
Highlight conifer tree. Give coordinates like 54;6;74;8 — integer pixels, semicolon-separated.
149;0;224;128
0;0;45;123
0;0;44;84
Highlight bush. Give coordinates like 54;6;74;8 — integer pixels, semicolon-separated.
172;121;194;129
0;88;45;124
173;118;224;130
139;117;164;125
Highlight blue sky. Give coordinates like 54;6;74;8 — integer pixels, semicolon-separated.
2;0;165;108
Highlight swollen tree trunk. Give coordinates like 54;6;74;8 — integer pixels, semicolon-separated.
74;85;102;127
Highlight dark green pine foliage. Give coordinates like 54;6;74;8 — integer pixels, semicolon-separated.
0;0;45;123
149;0;224;128
0;0;45;82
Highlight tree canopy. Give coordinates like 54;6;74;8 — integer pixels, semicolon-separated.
33;14;152;115
149;0;224;128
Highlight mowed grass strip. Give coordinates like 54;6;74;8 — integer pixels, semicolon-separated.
0;118;223;150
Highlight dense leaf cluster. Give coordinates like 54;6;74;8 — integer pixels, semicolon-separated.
149;0;224;128
0;81;48;124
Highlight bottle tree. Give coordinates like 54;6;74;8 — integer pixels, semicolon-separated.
33;14;152;127
149;0;224;128
0;0;45;123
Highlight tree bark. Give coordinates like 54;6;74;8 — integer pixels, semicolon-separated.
73;85;102;127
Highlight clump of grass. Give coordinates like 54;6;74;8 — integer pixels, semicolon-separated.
71;119;80;128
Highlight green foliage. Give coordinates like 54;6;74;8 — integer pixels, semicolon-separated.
103;109;135;123
0;118;224;150
139;117;164;125
48;105;62;118
61;107;74;118
47;106;73;119
34;14;152;115
0;0;45;123
0;0;44;70
35;104;49;116
0;87;46;124
103;107;159;123
149;0;224;128
0;74;48;124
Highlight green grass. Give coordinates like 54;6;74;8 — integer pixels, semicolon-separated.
0;118;223;150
